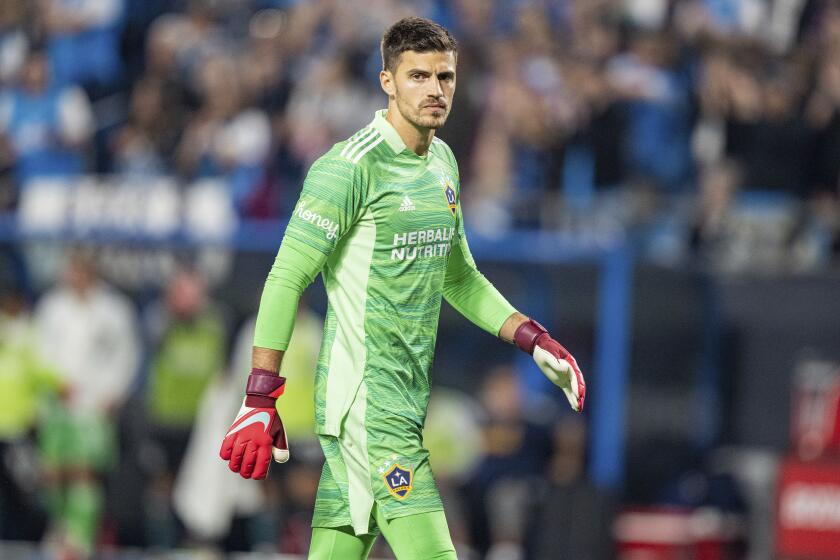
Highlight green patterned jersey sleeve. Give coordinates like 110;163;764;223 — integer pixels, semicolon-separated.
253;154;365;351
442;204;517;337
284;154;366;255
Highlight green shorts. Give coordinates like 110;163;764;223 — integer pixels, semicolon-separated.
311;381;443;535
39;406;116;471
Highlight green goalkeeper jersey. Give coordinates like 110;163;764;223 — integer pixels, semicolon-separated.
253;110;516;438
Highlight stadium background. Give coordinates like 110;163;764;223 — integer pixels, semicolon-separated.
2;0;840;558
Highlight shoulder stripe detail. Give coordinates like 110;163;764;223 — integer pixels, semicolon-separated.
344;130;381;161
340;127;373;157
351;136;384;163
341;129;377;158
432;137;443;144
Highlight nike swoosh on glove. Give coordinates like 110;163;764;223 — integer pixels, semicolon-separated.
514;319;586;412
220;369;289;479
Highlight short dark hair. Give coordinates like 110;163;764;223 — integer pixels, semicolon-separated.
381;17;457;73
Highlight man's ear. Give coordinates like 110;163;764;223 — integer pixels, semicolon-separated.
380;69;396;98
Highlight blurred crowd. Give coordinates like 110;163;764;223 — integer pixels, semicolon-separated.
1;0;840;271
0;250;607;559
2;0;840;557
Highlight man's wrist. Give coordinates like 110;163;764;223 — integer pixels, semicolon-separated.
499;311;530;343
252;346;284;374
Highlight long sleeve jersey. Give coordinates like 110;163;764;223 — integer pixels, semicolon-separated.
253;110;516;436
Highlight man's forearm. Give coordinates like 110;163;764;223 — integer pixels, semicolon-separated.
498;311;529;343
252;346;284;374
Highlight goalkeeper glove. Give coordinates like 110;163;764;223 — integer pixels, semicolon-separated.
514;319;586;412
219;369;289;479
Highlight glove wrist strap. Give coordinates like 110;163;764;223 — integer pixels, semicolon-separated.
245;369;286;408
513;319;549;355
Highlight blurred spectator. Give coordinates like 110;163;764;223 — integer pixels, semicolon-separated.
141;265;226;548
726;61;813;194
690;158;743;265
607;29;693;190
110;77;178;177
38;0;124;94
241;10;292;115
0;2;28;86
0;48;93;189
0;282;60;542
462;364;553;558
529;415;615;560
176;55;272;215
34;250;139;558
284;53;379;166
807;45;840;194
790;190;840;269
423;388;483;557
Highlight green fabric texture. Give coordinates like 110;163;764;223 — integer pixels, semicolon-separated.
0;318;60;439
253;111;517;537
147;310;225;427
253;110;515;437
312;381;445;534
308;506;455;560
253;237;323;351
39;408;116;469
63;480;103;555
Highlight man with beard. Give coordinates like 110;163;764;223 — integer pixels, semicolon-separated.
220;17;586;559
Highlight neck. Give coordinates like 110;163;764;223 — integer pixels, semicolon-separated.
386;102;435;156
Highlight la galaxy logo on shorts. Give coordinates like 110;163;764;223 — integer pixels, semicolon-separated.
383;464;413;499
440;175;457;216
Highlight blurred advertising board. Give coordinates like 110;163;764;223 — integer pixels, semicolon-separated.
776;459;840;558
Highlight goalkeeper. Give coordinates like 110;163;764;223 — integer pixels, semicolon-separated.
220;16;586;560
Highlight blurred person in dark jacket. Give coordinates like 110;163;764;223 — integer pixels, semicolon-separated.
176;54;271;215
462;365;553;559
725;60;813;194
528;415;615;560
110;77;180;177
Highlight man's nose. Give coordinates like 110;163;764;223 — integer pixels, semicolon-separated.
428;76;444;97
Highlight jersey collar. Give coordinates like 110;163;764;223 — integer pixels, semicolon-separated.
372;109;407;155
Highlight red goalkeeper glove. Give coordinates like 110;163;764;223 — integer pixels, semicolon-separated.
219;369;289;479
514;319;586;412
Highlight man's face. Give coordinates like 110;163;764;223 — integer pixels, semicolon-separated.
382;50;456;130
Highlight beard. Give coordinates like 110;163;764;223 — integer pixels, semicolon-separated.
395;94;449;130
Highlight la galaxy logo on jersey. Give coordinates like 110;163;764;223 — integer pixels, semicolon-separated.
441;175;457;216
383;464;413;499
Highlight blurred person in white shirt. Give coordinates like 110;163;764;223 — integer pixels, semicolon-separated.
34;249;140;558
